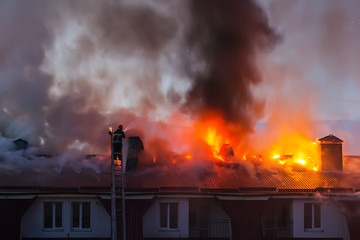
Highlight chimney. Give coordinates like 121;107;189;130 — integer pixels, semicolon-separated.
318;134;343;171
13;138;28;150
126;136;144;172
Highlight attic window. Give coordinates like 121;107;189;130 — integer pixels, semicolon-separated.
304;203;321;230
43;202;63;230
160;202;178;229
71;202;91;230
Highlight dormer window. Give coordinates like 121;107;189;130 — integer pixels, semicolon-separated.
160;202;178;229
43;202;63;230
304;203;321;230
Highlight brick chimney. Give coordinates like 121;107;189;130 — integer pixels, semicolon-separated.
126;136;144;172
318;134;343;171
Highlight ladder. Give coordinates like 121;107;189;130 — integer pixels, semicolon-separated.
114;158;125;240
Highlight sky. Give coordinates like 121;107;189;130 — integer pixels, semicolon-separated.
0;0;359;157
259;0;360;121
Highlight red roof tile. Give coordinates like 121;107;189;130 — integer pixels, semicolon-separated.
0;160;360;194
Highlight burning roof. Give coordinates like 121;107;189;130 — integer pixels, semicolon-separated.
0;155;359;195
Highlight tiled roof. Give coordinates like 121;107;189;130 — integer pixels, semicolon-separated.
1;160;360;195
124;165;360;193
0;166;111;193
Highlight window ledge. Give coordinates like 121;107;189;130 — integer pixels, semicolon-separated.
71;228;92;232
42;228;64;232
159;228;180;232
304;228;324;232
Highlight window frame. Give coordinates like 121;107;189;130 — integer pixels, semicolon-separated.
159;202;179;230
304;203;322;231
71;201;92;231
43;202;63;231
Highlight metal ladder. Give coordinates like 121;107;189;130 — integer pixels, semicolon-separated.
114;158;125;240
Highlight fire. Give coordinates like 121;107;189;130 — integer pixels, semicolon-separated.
194;116;232;162
159;112;321;172
297;159;306;165
267;134;319;171
204;127;230;161
185;155;192;161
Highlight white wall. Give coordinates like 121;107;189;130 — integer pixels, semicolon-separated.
292;199;349;240
21;196;111;239
143;197;189;238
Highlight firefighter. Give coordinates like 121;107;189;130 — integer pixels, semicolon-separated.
113;124;125;160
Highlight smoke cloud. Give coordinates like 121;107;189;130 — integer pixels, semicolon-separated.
7;0;359;174
181;0;278;135
0;0;277;160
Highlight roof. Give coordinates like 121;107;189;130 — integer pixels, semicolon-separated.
0;166;111;193
318;134;343;143
0;156;360;195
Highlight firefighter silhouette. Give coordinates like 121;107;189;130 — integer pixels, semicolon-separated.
113;125;125;160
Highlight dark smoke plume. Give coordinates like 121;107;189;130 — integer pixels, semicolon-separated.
0;0;279;171
182;0;278;133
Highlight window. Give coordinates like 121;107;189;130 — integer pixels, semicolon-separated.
72;202;91;229
44;202;63;229
277;206;288;228
160;203;178;229
304;203;321;229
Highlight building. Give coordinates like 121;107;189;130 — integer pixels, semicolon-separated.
1;135;360;240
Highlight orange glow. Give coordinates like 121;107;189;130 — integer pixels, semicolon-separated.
297;159;306;165
115;156;120;166
136;110;321;172
266;134;319;171
193;115;233;162
185;155;192;161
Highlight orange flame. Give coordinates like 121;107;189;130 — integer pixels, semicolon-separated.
149;111;321;173
267;134;319;171
194;116;232;162
185;155;193;161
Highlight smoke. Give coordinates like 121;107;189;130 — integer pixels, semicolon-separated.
10;0;359;175
253;0;360;155
0;0;278;165
0;0;177;156
180;0;278;135
2;0;360;178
